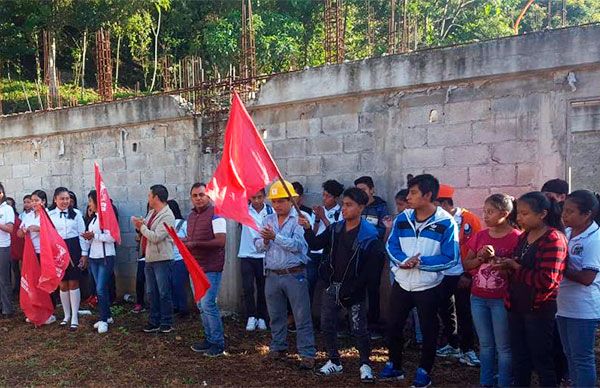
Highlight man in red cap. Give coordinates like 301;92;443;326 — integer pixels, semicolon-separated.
434;184;481;367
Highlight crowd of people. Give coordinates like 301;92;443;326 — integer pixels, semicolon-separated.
0;174;598;387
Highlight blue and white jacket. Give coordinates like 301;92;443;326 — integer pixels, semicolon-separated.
386;207;459;291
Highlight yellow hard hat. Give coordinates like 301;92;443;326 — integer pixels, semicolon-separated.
267;180;298;200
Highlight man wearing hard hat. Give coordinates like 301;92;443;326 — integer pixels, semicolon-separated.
254;180;316;370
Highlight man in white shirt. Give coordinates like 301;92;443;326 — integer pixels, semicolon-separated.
238;189;272;332
0;184;16;317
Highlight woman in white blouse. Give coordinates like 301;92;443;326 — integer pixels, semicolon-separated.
48;187;89;331
18;190;57;325
81;190;116;334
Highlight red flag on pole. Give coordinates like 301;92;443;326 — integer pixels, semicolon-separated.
164;223;210;303
205;91;281;230
20;235;54;326
94;162;121;244
38;206;71;293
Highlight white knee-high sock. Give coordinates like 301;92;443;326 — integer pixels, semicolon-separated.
69;289;80;326
60;290;71;321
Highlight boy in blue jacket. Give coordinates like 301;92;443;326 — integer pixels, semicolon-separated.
381;174;459;388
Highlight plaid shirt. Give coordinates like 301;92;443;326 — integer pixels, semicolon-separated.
506;228;568;311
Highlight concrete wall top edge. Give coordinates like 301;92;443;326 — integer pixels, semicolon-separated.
0;94;193;141
252;24;600;107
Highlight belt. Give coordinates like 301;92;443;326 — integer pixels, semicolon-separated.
268;265;305;275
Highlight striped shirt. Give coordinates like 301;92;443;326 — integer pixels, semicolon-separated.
506;228;568;311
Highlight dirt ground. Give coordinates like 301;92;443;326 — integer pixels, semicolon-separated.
0;301;485;387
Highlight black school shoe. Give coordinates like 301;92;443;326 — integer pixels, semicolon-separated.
159;324;173;333
143;324;160;333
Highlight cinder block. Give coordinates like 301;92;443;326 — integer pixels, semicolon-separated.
272;139;307;158
403;147;445;168
12;164;30;178
469;165;516;187
102;157;126;172
94;141;118;158
286;118;321;138
445;100;491;124
322;113;359;134
139;137;165;154
428;123;472;147
516;164;538;186
444;144;490;166
492;141;537;164
472;117;519;143
404;127;428;148
453;187;490;210
126;154;148;171
0;165;13;180
286;156;322;176
425;167;469;188
309;136;343;155
404;105;444;127
322;153;359;172
344;133;375;153
262;122;286;141
23;176;42;191
358;111;388;133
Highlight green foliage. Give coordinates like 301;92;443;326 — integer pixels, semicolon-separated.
0;0;599;111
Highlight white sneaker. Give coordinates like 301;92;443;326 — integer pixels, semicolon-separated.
44;315;57;325
257;318;267;330
318;360;343;375
94;317;114;328
97;321;109;334
246;317;257;331
360;364;374;383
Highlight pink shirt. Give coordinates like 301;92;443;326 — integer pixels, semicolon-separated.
466;228;522;299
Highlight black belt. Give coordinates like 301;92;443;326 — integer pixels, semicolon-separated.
267;265;305;275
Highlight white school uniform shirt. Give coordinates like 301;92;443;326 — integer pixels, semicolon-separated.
48;208;90;254
311;204;343;254
442;208;465;276
19;210;32;222
172;219;187;262
86;215;116;259
0;202;15;248
238;204;273;259
21;211;41;253
557;222;600;319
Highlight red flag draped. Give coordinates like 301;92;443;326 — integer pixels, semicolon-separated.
20;235;54;326
38;206;71;293
164;223;210;302
95;162;121;244
205;91;281;230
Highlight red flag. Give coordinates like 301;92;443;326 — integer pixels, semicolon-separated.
20;235;54;326
95;162;121;244
38;206;71;293
164;223;210;302
205;91;281;230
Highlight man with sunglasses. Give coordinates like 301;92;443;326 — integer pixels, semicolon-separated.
184;182;227;357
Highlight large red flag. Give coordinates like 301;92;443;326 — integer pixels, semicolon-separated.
38;207;71;293
94;162;121;244
205;91;281;230
20;235;54;326
164;223;210;302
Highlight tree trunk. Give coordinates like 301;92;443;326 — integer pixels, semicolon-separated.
34;34;42;85
114;34;121;89
149;7;162;93
547;0;552;28
81;28;88;99
48;32;59;108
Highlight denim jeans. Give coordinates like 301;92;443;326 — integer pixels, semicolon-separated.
170;260;189;314
265;271;316;358
145;260;173;327
196;271;225;350
88;256;115;322
321;286;370;365
557;316;599;387
471;295;512;387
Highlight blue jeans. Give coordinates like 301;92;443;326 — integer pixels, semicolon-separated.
171;260;189;314
557;316;599;387
471;296;512;387
89;256;115;322
196;271;224;350
145;260;173;327
265;271;316;358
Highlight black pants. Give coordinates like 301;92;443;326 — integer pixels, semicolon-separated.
240;258;267;320
136;260;146;306
321;287;370;365
387;282;442;373
10;260;20;295
438;274;475;351
367;251;385;330
508;304;558;387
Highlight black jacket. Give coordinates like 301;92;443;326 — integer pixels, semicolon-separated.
304;219;385;307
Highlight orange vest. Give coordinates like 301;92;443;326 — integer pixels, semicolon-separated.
458;208;482;259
